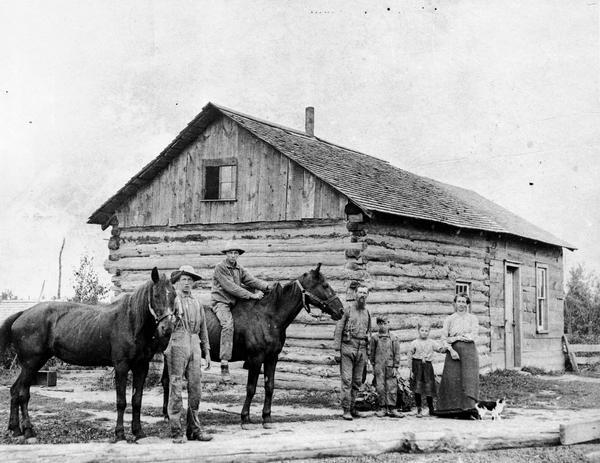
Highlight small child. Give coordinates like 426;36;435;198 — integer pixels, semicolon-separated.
408;319;458;417
369;315;404;418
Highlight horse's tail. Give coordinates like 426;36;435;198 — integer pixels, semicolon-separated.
0;311;23;356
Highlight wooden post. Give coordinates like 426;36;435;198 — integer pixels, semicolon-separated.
562;335;579;374
57;237;65;299
38;280;45;302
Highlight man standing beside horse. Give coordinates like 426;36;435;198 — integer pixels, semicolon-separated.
334;284;372;421
212;242;270;383
166;265;212;443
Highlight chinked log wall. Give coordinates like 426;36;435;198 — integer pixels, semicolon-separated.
106;218;493;391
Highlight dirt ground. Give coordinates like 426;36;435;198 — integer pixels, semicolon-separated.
1;367;600;462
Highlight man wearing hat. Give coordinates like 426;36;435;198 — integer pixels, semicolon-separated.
166;265;212;443
334;284;372;420
211;242;270;383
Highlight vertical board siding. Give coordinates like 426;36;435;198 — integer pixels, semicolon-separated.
115;117;346;227
489;239;564;370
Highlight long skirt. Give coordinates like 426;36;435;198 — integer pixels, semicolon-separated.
435;341;479;418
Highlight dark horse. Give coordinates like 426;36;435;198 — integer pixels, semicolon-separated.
0;267;175;442
162;264;344;428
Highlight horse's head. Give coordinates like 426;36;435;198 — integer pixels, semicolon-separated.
297;263;344;320
148;267;176;338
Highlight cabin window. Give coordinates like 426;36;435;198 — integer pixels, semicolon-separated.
203;159;237;201
455;281;471;298
536;264;549;333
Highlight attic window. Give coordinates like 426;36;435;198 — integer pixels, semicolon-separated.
203;158;237;201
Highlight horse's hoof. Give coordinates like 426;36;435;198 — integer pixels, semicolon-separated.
113;434;127;444
262;422;275;429
13;435;25;444
241;422;256;430
25;437;38;445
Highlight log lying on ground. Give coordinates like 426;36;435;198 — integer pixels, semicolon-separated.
559;419;600;445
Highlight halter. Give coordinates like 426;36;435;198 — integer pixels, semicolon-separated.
148;303;174;325
295;280;339;315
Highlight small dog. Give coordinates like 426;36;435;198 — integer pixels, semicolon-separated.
475;398;505;420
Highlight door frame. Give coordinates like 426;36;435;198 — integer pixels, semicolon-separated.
504;261;522;368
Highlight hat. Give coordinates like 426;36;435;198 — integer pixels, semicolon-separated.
221;241;245;255
171;265;202;283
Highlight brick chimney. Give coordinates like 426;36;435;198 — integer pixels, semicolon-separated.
305;106;314;136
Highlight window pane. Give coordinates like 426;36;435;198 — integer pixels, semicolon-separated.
537;299;543;327
220;181;234;199
220;165;233;182
205;166;220;199
455;283;470;296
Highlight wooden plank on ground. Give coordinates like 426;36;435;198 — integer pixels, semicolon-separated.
560;419;600;445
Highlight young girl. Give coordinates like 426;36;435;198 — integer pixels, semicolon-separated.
408;319;458;417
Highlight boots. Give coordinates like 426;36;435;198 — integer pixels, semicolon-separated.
187;431;213;442
375;408;387;417
386;408;405;418
342;410;353;421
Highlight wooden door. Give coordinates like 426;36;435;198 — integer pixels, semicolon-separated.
505;265;521;368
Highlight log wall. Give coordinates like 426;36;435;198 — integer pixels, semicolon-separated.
115;116;346;228
106;220;357;390
105;216;566;389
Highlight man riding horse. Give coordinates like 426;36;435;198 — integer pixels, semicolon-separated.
211;241;271;383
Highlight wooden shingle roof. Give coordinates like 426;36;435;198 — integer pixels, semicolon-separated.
88;102;574;249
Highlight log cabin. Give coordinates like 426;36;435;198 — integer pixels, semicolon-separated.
88;102;574;389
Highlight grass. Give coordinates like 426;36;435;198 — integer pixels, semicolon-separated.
479;369;600;409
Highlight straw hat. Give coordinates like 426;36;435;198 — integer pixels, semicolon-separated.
170;265;202;283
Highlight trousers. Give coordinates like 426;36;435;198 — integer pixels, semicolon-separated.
373;366;397;407
165;330;203;437
212;302;234;361
340;339;368;411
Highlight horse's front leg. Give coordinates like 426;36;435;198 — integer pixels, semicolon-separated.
161;359;169;420
131;361;149;440
114;364;129;441
241;360;261;430
262;356;278;429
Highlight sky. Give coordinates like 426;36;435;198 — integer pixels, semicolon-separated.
0;0;599;299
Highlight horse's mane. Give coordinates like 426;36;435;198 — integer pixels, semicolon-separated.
123;279;153;327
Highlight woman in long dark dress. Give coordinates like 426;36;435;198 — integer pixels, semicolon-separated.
435;293;480;419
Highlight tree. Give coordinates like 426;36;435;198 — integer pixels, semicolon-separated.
71;254;110;304
565;264;600;340
1;289;17;301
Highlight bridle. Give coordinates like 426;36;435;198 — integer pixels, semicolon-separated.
148;302;174;326
295;279;339;314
